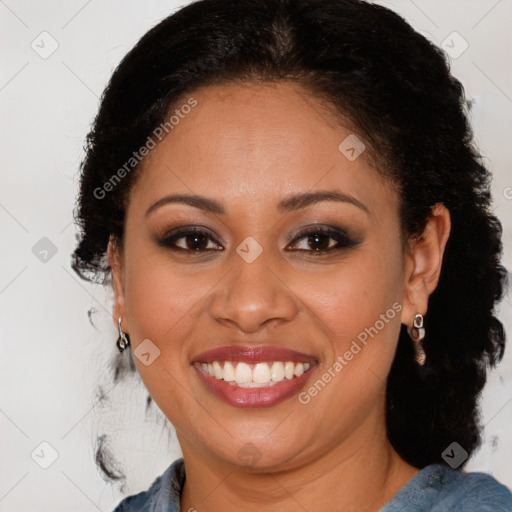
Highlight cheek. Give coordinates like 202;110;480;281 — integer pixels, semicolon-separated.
297;246;404;353
119;242;207;390
122;240;209;343
291;251;404;427
121;249;210;426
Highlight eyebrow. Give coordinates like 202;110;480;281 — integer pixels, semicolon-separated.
145;190;369;217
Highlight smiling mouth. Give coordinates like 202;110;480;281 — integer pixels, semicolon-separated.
195;360;315;388
191;345;319;407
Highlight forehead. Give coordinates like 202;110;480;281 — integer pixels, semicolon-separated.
130;81;393;213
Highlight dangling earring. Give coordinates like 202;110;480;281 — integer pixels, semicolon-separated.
116;316;131;353
407;313;426;365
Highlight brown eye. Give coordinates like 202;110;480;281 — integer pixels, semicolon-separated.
288;227;358;253
157;227;223;252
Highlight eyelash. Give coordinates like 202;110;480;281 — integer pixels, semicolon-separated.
156;225;359;255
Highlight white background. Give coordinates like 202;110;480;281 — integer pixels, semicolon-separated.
1;1;511;510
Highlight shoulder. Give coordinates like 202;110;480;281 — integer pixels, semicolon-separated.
382;464;512;512
111;458;186;512
434;465;512;511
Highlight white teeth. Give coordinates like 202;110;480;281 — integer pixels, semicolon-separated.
200;360;313;386
284;362;295;380
223;361;236;381
235;362;253;384
270;361;285;381
213;361;223;379
253;362;272;384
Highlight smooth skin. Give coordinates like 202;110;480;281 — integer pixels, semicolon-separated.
109;82;451;511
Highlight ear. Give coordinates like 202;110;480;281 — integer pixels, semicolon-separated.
401;203;451;327
108;236;126;329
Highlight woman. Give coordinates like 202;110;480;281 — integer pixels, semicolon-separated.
72;0;512;510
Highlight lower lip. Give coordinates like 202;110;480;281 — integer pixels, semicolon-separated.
194;366;316;408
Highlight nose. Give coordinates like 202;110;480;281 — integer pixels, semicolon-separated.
208;251;299;334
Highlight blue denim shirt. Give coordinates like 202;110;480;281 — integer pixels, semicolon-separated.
112;457;512;511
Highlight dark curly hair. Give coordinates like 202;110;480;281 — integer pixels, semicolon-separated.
72;0;507;486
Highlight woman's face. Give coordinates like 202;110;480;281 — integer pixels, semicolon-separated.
111;81;417;470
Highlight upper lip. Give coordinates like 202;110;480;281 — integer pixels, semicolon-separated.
192;345;317;364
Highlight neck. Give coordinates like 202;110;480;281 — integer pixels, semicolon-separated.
178;415;419;512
